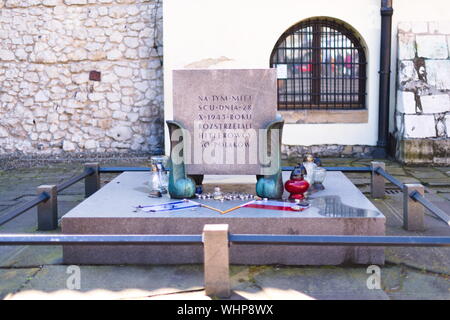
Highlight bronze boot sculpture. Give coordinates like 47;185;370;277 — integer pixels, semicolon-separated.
256;119;284;199
166;120;196;199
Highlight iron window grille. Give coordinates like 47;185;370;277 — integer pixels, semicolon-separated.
270;19;367;110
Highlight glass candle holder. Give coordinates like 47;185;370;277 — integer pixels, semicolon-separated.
313;167;327;190
150;155;169;193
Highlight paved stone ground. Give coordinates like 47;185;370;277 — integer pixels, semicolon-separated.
0;158;449;300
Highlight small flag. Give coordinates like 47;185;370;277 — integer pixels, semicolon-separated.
136;200;200;213
243;200;310;212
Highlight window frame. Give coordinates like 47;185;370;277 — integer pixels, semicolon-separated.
270;18;367;111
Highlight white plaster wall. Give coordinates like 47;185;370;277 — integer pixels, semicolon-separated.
164;0;450;153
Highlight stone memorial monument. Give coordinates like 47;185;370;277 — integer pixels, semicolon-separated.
61;69;386;267
167;69;284;199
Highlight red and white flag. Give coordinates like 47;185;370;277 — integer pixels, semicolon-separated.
243;200;310;212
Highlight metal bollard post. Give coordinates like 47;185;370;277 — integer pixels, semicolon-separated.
203;224;231;298
371;161;385;198
84;162;100;198
403;184;425;231
37;185;58;231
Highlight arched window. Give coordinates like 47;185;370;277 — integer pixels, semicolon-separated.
270;18;367;110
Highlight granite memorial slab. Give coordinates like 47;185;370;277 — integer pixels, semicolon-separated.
61;171;386;266
172;69;278;175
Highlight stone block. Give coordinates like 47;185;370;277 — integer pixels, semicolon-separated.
398;22;412;33
398;33;416;60
411;22;429;34
448;36;450;58
371;162;385;198
0;127;8;138
397;139;434;164
428;22;439;34
35;90;50;102
397;91;417;114
420;94;450;114
64;0;87;5
43;0;60;6
203;224;230;298
396;114;404;134
433;139;450;164
438;21;450;34
436;117;446;137
107;126;133;141
446;115;450;133
0;49;15;61
172;69;277;175
397;138;450;165
62;171;385;266
404;115;436;138
37;185;58;231
398;61;418;86
416;35;448;59
403;184;425;231
62;140;76;151
426;60;450;90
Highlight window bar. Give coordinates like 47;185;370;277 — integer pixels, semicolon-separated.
310;26;313;106
333;28;337;110
346;34;353;109
300;28;304;108
284;38;288;110
293;33;297;110
312;23;321;108
322;26;325;109
341;30;345;109
350;37;355;106
325;26;329;109
345;31;348;108
359;48;366;108
308;26;312;110
351;45;355;105
273;48;277;107
342;32;346;108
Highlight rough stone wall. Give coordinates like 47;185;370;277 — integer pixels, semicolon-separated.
396;21;450;164
281;144;380;162
0;0;163;156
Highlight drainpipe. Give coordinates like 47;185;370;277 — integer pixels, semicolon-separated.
376;0;394;156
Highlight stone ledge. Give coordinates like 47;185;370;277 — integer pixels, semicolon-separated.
1;0;152;9
282;144;381;160
279;109;368;124
0;151;158;170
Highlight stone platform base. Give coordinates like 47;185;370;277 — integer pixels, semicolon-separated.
61;172;386;266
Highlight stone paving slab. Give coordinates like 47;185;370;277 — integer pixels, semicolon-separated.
4;265;204;300
382;265;450;300
231;266;389;300
406;168;448;180
424;180;450;187
439;193;450;201
384;167;408;176
0;200;79;268
370;194;450;275
4;264;449;300
1;246;63;268
0;268;40;299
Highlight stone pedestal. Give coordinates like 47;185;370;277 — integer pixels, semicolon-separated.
62;171;386;265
